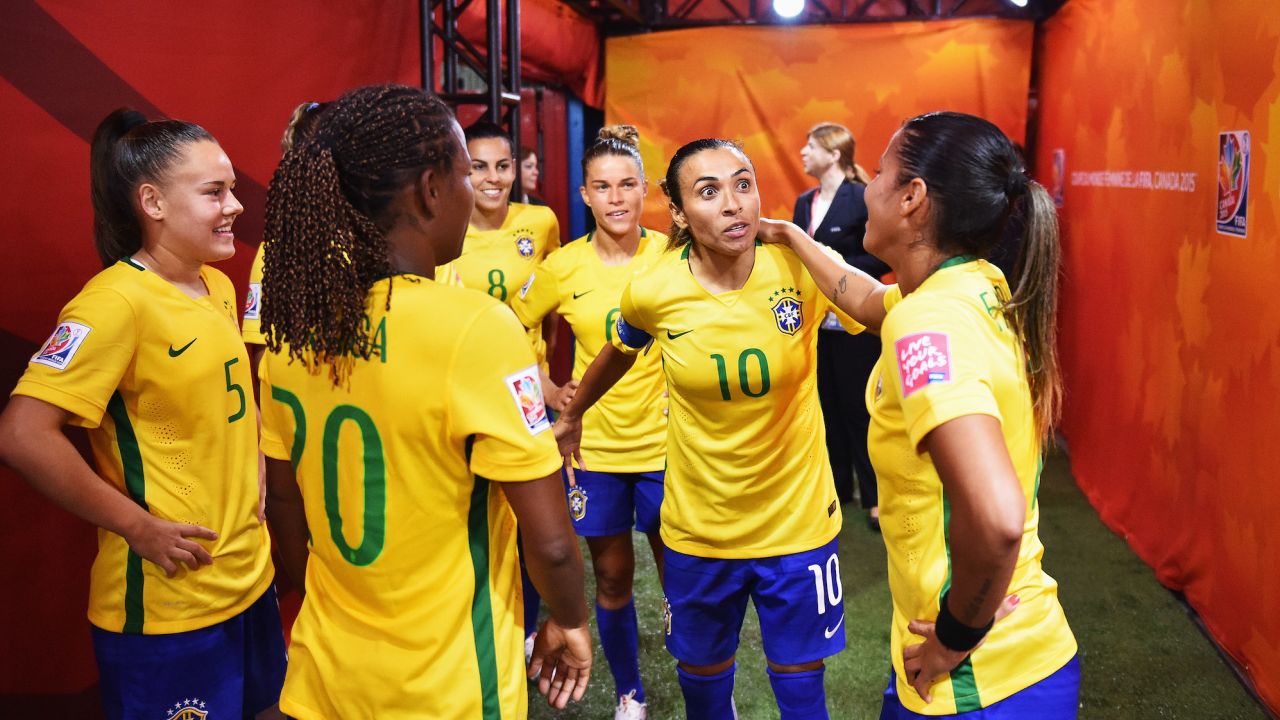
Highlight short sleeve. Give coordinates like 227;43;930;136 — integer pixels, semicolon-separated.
883;284;904;312
241;244;266;345
510;257;561;330
257;355;293;462
448;304;563;482
542;210;562;256
609;282;652;356
12;288;138;428
882;299;1001;449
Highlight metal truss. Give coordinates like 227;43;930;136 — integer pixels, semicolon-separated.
562;0;1066;33
420;0;523;157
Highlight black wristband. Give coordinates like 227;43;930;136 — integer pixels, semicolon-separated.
934;591;994;652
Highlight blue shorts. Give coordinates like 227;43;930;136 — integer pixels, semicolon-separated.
564;468;664;536
92;584;287;720
880;654;1080;719
663;537;845;666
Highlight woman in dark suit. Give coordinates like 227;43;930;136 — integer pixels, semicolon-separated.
793;122;890;529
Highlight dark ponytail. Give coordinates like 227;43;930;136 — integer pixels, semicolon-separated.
89;108;215;267
658;138;748;251
894;111;1061;441
1005;181;1061;441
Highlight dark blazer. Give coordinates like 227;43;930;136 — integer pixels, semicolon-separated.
792;180;890;279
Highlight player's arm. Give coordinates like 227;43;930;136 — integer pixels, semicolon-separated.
902;414;1025;702
553;343;636;479
501;472;591;708
263;457;308;596
757;217;888;331
0;395;217;576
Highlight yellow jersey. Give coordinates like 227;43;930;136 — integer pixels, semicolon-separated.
241;243;266;345
259;276;563;720
446;202;560;364
610;242;863;559
868;258;1077;714
512;229;668;472
244;244;462;345
13;259;273;634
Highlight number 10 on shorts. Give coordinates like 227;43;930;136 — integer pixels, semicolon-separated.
808;553;843;615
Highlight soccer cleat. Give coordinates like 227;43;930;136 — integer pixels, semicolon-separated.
614;690;647;720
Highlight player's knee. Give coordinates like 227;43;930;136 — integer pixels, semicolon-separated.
679;656;736;676
593;569;634;607
766;658;824;673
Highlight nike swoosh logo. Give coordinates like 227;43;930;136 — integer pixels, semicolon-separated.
572;290;594;299
667;329;693;339
824;613;845;639
168;338;197;357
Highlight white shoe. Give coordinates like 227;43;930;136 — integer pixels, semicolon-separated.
614;689;647;720
524;633;536;665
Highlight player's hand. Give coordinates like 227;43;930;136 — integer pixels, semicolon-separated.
902;594;1019;703
122;514;219;578
756;217;805;247
553;413;586;486
546;379;580;413
528;618;593;708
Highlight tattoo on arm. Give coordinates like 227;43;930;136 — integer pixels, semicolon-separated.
832;274;849;303
964;578;995;621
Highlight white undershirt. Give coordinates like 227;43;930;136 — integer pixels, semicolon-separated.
809;192;833;235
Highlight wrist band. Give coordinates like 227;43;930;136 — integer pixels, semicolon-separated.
935;591;993;652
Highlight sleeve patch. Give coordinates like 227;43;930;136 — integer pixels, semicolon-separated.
616;316;652;349
518;272;535;299
243;282;262;320
31;321;92;370
895;331;951;397
505;365;551;434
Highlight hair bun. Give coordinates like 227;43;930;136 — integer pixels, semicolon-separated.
1005;169;1028;198
598;124;640;147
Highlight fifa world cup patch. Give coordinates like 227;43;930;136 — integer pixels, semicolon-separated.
243;282;262;320
31;321;91;370
518;272;535;299
505;366;551;434
567;486;588;521
165;698;208;720
895;332;951;397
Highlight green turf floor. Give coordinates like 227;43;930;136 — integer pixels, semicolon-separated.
528;449;1269;719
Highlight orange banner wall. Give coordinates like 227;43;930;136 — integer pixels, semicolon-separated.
604;21;1033;232
1036;0;1280;712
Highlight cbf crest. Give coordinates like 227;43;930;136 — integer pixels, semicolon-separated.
513;229;536;258
767;287;803;336
567;486;588;521
165;698;208;720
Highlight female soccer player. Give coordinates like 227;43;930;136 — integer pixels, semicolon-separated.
512;125;668;720
555;138;869;720
257;84;591;719
770;111;1078;717
793;122;889;528
0;109;283;719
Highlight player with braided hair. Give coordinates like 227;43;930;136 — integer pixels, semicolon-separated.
513;124;667;720
258;84;591;718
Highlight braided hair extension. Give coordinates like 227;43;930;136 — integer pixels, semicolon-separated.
262;84;458;385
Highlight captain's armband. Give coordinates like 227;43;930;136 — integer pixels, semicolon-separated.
614;316;651;351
